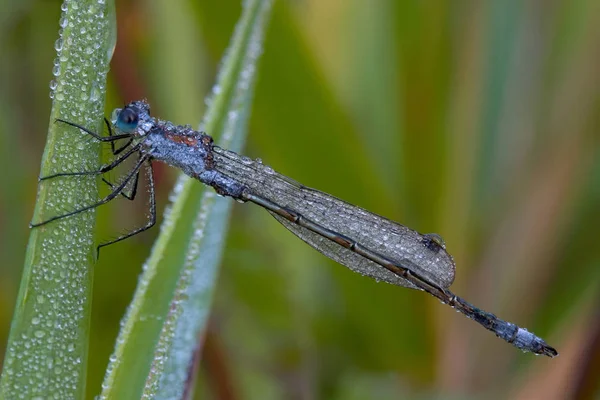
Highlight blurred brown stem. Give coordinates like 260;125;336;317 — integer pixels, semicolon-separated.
201;320;238;400
572;296;600;400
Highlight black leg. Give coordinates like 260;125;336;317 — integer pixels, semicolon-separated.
39;143;141;181
102;173;139;201
105;117;117;155
104;117;133;155
56;118;132;142
96;161;156;257
100;152;141;201
101;118;134;197
30;155;149;228
114;138;134;156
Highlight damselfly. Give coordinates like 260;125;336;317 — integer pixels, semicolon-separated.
31;100;558;358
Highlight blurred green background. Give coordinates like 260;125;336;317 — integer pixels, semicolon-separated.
1;0;600;399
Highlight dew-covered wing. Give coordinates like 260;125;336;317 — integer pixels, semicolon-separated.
213;148;456;289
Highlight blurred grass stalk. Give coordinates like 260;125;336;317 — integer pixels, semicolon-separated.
0;0;115;399
98;0;273;398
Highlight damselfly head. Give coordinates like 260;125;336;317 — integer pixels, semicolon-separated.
111;100;154;136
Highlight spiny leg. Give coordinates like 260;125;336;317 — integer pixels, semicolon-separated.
102;173;139;200
104;117;133;155
30;155;149;228
55;118;132;142
96;118;137;198
39;143;141;181
100;152;142;200
96;161;156;257
54;118;136;195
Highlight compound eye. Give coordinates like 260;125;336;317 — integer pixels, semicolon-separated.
116;107;139;132
422;233;446;252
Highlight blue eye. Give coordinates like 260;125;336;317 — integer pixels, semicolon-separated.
116;108;139;132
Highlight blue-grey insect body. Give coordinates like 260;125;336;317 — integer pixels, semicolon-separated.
32;100;558;358
112;100;245;198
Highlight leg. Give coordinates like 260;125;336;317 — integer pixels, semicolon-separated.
104;117;133;155
30;155;149;228
39;143;140;181
102;173;139;200
100;152;142;201
96;161;156;257
56;118;132;142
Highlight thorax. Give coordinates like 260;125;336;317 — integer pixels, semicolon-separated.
140;121;215;177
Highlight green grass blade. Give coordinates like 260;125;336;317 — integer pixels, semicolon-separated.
98;1;273;398
0;1;115;398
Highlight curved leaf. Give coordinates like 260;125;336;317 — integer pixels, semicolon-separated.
0;0;115;398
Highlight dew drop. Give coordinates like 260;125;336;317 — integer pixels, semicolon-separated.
89;84;101;102
54;38;63;52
